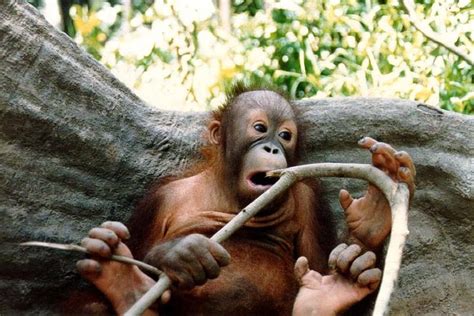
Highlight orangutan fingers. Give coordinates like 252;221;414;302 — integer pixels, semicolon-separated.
100;221;131;240
174;271;195;290
162;255;197;290
335;244;362;274
358;137;377;149
370;143;399;176
328;243;348;271
294;256;310;281
207;240;231;267
161;290;172;305
194;246;221;280
339;189;354;210
81;237;112;258
349;251;377;280
398;167;415;193
76;259;102;277
190;264;207;286
395;151;416;177
357;268;382;290
178;246;207;286
88;227;119;248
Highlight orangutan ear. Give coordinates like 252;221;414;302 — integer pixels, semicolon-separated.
208;121;221;145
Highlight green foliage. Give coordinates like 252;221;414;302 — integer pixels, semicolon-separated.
70;3;122;59
70;0;473;113
233;0;265;16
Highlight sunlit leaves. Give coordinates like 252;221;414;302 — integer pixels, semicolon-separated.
71;0;473;114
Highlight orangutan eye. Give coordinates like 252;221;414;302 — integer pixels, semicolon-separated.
254;123;267;133
279;131;292;141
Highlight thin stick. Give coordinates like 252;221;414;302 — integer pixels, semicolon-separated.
125;171;298;316
20;241;162;277
125;163;409;316
372;184;409;316
270;164;410;316
401;0;474;66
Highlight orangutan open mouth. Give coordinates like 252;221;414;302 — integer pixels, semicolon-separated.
249;172;279;187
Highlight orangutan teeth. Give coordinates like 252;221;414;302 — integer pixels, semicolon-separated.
250;172;278;186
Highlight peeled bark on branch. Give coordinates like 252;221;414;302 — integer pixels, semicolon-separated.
0;1;473;315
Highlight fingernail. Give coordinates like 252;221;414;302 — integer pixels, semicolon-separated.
358;137;367;144
370;144;378;153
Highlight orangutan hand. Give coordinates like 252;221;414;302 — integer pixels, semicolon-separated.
340;137;415;250
77;221;163;315
293;244;381;316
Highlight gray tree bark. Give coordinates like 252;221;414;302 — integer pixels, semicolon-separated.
0;1;472;315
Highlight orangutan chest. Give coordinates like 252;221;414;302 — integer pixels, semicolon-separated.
160;241;299;316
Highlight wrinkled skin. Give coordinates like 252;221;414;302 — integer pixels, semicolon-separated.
293;244;381;316
144;234;230;290
76;222;157;315
341;137;416;250
209;91;299;205
76;89;415;315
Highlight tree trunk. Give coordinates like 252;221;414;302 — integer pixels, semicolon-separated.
0;1;472;315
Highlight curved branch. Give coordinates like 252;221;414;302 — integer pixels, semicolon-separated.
125;163;410;316
401;0;474;66
271;164;410;316
372;184;410;316
20;164;408;316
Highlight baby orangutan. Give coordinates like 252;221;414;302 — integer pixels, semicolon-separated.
76;86;415;315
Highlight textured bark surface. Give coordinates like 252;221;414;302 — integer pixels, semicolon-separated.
0;1;472;315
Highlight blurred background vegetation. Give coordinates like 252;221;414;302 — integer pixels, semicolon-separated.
29;0;473;113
